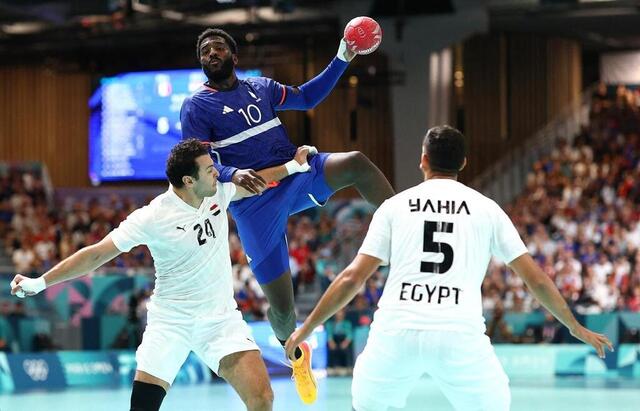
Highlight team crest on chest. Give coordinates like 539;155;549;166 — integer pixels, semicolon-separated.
248;90;261;102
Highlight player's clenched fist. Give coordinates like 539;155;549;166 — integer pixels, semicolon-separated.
284;145;317;175
10;274;46;298
294;145;318;166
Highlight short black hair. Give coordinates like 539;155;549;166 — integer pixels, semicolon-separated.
196;28;238;60
422;125;466;175
166;138;209;188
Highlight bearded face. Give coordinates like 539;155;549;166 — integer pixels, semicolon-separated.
199;36;236;83
203;53;235;82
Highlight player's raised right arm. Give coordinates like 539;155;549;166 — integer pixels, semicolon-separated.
10;235;122;298
509;254;613;358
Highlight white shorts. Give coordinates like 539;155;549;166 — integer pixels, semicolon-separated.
352;329;510;411
135;307;259;385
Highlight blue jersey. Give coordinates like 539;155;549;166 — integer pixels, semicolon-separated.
181;77;296;181
180;56;349;182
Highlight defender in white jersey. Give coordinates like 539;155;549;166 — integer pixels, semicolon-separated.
9;139;315;411
286;126;613;411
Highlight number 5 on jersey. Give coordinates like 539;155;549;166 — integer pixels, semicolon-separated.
421;220;454;274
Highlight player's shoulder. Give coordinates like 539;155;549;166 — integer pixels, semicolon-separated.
192;86;217;99
245;76;272;84
187;85;222;104
136;190;179;219
181;87;220;118
446;182;506;219
138;192;168;216
449;182;503;215
243;76;275;89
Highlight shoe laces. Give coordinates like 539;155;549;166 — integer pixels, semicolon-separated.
290;357;312;383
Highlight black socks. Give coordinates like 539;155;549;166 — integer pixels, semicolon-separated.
130;380;167;411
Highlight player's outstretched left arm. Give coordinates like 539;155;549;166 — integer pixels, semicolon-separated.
509;254;614;358
10;235;122;298
232;146;317;200
285;253;381;360
276;39;355;111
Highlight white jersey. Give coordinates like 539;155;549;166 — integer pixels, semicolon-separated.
359;179;527;334
110;182;237;318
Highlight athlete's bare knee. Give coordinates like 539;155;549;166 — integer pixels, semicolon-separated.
347;151;368;168
245;386;274;411
346;151;376;180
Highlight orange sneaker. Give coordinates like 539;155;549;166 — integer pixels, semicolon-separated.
290;341;318;404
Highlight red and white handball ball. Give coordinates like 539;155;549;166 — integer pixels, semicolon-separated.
343;16;382;55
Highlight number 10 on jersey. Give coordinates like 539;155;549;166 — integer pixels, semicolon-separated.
238;104;262;126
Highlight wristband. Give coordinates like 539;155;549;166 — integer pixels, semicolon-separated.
337;38;355;62
285;160;311;175
14;276;46;297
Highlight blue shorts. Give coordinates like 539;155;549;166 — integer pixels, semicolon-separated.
229;153;335;284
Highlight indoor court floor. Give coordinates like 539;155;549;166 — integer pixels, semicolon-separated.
1;375;638;411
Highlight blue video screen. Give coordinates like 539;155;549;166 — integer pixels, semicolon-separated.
88;68;261;184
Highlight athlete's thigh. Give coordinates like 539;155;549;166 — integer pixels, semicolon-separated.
192;310;261;377
351;329;424;411
217;350;272;404
251;236;291;287
136;312;192;385
427;332;510;411
234;202;288;277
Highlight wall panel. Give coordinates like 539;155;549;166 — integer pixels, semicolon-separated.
459;33;581;183
0;67;90;187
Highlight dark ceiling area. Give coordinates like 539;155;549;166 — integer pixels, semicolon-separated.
489;0;640;50
0;0;344;71
1;0;640;68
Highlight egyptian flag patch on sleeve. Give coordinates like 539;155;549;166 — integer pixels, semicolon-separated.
210;203;221;216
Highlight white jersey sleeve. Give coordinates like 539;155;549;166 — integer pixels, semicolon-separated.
110;206;155;252
358;201;392;265
219;182;237;209
490;202;528;264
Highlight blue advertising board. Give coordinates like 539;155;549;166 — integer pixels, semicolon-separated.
58;351;120;387
6;353;66;391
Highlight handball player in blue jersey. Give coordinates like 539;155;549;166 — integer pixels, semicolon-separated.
180;28;395;403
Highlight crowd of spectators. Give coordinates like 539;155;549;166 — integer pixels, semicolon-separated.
482;84;640;316
1;168;154;276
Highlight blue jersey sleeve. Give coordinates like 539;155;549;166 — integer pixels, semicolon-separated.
272;56;349;111
180;95;238;182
